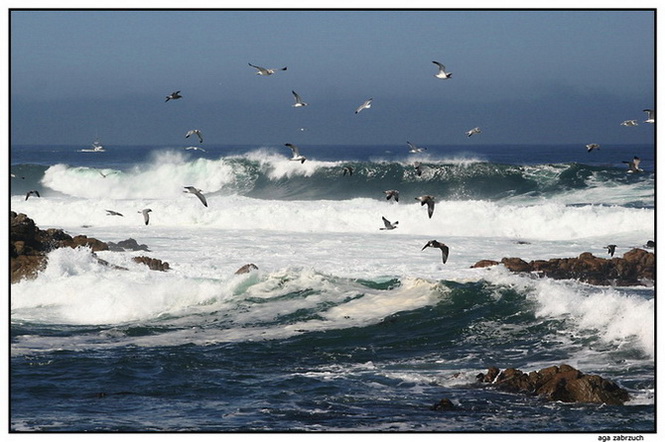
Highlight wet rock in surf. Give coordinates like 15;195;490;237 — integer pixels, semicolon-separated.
132;256;170;271
476;365;630;405
235;263;258;274
107;238;150;252
471;249;654;286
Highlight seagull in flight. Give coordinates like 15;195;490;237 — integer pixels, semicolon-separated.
342;166;353;176
139;208;152;225
605;244;617;257
185;146;206;152
184;186;208;207
643;109;655;123
407;141;426;153
432;61;452;79
621;120;638;127
165;91;182;102
380;216;398;230
422;240;450;264
586;143;600;152
25;190;40;201
466;127;481;137
284;143;307;163
416;195;436;218
249;63;287;76
291;90;308;107
355;98;373;114
105;210;124;217
186;130;204;144
414;162;424;177
384;190;399;202
623;156;644;173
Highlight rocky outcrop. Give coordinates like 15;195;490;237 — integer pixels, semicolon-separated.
132;256;170;272
472;249;654;286
235;263;259;274
107;238;150;252
476;365;630;405
11;212;170;282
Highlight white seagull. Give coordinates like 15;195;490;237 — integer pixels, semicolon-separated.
643;109;655;123
249;63;287;76
184;186;208;207
291;90;308;107
105;210;124;217
422;240;450;264
380;216;399;230
355;98;373;114
185;130;204;144
432;61;452;79
586;143;600;152
407;141;426;153
285;143;307;163
623;156;644;173
416;195;436;219
185;146;207;152
621;120;638;127
466;127;481;137
139;208;152;225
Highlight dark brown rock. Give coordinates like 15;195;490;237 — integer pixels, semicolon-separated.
472;249;654;286
132;256;170;271
471;259;499;268
430;398;456;411
477;365;630;405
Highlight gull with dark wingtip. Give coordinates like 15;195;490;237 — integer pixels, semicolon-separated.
643;109;655;123
249;63;287;76
432;61;452;79
380;216;398;230
291;90;308;107
106;210;123;217
623;156;644;173
586;143;600;152
384;190;399;202
285;143;307;163
407;141;426;153
25;190;40;201
165;91;182;102
186;130;204;144
466;127;481;137
139;208;152;225
355;98;373;114
416;195;436;218
184;186;208;207
342;166;353;176
605;244;617;257
422;240;449;264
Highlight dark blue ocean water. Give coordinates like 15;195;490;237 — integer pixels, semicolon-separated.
10;143;655;433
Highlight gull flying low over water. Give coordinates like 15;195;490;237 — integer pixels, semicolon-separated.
643;109;655;123
380;216;398;230
621;120;638;127
291;90;308;107
285;143;307;163
186;130;204;144
416;195;436;219
407;141;426;153
184;186;208;207
25;190;40;201
165;91;182;102
139;209;152;225
466;127;481;137
185;146;206;152
105;210;124;217
432;61;452;79
623;156;644;173
342;166;353;176
414;162;424;177
422;240;450;264
586;143;600;152
384;190;399;202
355;98;373;114
605;244;617;257
249;63;287;76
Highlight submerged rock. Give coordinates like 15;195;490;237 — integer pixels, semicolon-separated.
132;256;170;272
477;365;630;405
471;249;654;286
107;238;150;252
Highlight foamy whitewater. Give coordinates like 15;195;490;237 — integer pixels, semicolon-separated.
10;143;654;432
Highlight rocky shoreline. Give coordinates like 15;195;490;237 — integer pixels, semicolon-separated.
10;211;170;283
472;248;654;286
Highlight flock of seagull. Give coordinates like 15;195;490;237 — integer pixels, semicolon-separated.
20;60;654;265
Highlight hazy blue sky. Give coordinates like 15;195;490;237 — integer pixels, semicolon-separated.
10;10;655;146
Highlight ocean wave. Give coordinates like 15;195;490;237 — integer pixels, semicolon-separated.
19;148;653;206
